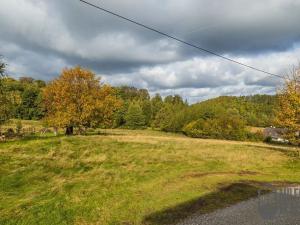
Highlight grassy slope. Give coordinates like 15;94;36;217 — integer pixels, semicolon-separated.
1;129;300;225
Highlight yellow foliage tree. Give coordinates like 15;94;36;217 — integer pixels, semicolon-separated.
275;67;300;144
43;66;121;135
0;59;12;129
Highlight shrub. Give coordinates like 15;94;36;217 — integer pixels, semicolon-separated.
5;128;15;138
183;109;249;141
247;131;264;141
264;136;273;143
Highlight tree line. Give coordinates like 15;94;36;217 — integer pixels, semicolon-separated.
1;61;299;143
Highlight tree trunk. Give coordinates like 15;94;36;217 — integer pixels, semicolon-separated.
53;127;58;136
65;126;74;136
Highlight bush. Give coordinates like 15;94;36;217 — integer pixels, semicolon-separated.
183;110;249;141
4;128;15;138
264;136;273;143
247;131;264;141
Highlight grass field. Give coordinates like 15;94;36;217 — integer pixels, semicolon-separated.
2;119;46;131
1;128;300;225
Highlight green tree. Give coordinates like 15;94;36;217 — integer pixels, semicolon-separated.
17;86;44;120
115;86;150;102
152;104;173;130
19;77;34;84
152;94;189;132
164;95;185;105
140;99;152;126
113;101;127;127
114;86;151;127
125;102;146;129
150;94;163;122
34;80;46;88
1;77;45;120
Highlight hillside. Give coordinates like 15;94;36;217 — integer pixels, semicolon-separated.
190;95;277;127
1;129;299;225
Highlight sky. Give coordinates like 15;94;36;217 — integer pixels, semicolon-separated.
1;0;300;103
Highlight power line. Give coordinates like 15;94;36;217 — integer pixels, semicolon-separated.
79;0;284;79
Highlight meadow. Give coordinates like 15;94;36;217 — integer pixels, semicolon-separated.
1;128;300;225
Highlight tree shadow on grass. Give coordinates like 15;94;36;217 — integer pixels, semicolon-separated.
0;131;126;144
83;131;125;137
143;181;271;225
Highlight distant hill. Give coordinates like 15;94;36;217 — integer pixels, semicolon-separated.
189;95;277;127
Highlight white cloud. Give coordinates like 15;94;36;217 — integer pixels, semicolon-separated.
1;0;300;102
102;46;300;102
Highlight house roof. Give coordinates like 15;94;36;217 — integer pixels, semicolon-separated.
263;127;286;138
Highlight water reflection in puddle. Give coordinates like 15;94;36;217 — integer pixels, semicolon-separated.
257;186;300;220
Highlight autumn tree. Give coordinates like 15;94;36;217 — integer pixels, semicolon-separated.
0;58;12;132
43;66;121;135
275;66;300;144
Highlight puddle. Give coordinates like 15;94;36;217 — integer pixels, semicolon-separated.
257;186;300;221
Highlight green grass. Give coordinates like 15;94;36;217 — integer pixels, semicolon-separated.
2;119;45;130
1;129;300;225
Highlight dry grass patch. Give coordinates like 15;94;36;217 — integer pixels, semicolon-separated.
1;129;300;225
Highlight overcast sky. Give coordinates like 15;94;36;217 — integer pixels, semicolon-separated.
1;0;300;102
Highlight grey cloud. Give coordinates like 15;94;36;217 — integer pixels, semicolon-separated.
244;76;280;87
0;0;299;102
0;41;69;80
102;50;295;91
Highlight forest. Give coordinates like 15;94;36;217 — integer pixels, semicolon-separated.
0;66;277;141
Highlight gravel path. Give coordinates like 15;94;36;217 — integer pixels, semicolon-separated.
177;188;300;225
